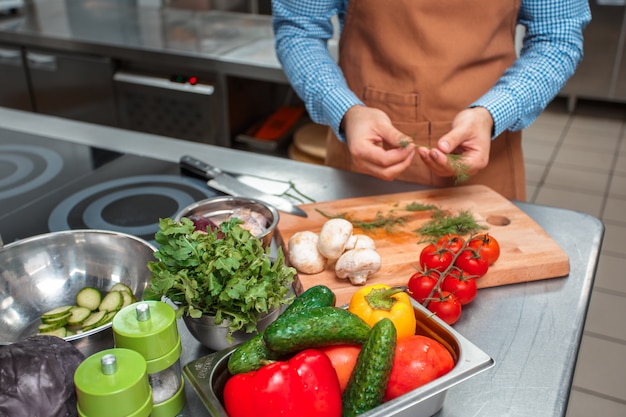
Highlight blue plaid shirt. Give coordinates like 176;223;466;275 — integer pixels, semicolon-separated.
273;0;591;140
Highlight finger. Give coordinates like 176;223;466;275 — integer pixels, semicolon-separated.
353;148;416;181
417;147;456;177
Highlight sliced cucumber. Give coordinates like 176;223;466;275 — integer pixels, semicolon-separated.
39;327;67;338
41;312;71;326
76;287;102;311
38;321;65;332
102;311;117;325
120;290;134;309
67;306;92;326
38;285;138;337
98;291;123;312
41;305;73;319
81;310;107;331
109;283;132;294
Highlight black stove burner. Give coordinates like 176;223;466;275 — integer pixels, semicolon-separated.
0;131;219;245
48;173;215;241
0;144;63;199
0;130;122;221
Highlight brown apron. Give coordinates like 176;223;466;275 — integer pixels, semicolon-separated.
325;0;526;200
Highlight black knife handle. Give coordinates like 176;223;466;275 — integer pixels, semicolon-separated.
180;155;222;179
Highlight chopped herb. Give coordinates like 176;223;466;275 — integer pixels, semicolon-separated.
415;209;487;239
405;201;438;211
315;208;410;233
144;217;295;340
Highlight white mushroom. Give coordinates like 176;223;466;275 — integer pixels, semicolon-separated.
335;248;382;285
346;234;377;251
288;231;327;274
317;218;354;261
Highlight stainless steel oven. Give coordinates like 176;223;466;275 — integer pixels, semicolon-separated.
113;68;229;146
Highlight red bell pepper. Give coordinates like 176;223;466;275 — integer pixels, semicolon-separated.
223;349;342;417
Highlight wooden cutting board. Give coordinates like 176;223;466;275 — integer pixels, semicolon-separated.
275;184;570;306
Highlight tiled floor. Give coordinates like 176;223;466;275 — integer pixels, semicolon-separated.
523;97;626;417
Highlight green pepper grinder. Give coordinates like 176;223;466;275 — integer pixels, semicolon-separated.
74;348;153;417
113;300;186;417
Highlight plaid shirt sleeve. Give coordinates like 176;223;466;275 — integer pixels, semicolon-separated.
272;0;358;140
273;0;592;141
472;0;591;137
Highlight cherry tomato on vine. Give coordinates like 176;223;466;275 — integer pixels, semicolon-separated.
419;243;453;272
407;270;440;303
468;233;501;265
455;249;489;278
441;270;477;305
426;291;462;325
436;234;465;254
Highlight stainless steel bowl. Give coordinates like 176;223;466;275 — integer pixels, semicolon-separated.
174;196;279;248
183;308;280;351
0;230;156;357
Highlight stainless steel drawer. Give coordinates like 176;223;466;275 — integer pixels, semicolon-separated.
113;70;225;146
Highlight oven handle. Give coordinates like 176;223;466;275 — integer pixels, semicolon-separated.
113;71;215;96
0;47;23;67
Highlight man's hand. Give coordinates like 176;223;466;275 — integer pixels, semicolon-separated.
416;107;493;178
342;105;415;181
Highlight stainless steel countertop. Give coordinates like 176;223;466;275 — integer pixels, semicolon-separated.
0;107;604;417
0;0;306;82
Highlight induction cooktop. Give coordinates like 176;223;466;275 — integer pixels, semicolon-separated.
0;129;219;244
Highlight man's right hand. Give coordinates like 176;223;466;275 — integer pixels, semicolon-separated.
342;105;415;181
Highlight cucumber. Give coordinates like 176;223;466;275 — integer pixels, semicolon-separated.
38;327;67;338
227;285;337;375
41;312;71;326
76;287;102;311
38;285;138;338
120;290;134;309
98;290;123;312
342;318;397;417
109;283;132;294
67;306;92;326
41;305;73;319
282;285;336;315
227;334;279;375
263;306;371;355
38;321;66;332
81;310;107;331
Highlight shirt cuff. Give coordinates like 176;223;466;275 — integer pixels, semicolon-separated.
320;88;364;142
471;89;520;139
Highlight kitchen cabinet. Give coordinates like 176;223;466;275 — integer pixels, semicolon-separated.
0;44;32;111
0;44;118;126
25;48;118;127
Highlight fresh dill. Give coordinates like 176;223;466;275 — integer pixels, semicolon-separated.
447;154;471;184
415;209;487;239
315;208;410;232
405;201;438;211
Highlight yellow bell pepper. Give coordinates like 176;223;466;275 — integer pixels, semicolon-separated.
348;284;416;340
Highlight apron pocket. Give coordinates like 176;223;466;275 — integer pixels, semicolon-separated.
363;86;419;122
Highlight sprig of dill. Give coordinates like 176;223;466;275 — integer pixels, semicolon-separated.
447;154;471;184
415;209;487;239
315;208;410;232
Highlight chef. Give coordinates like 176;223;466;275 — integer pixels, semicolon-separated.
272;0;591;200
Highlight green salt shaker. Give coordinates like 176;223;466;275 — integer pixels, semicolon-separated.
113;300;186;417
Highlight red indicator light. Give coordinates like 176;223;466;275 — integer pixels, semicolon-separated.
188;76;198;85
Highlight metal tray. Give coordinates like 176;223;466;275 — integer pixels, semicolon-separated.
182;299;494;417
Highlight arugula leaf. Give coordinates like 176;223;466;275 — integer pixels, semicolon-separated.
145;217;295;340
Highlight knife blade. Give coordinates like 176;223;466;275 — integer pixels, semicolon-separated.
179;155;308;218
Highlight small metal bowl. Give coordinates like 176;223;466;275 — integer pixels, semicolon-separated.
183;308;280;351
174;196;279;248
0;230;156;357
